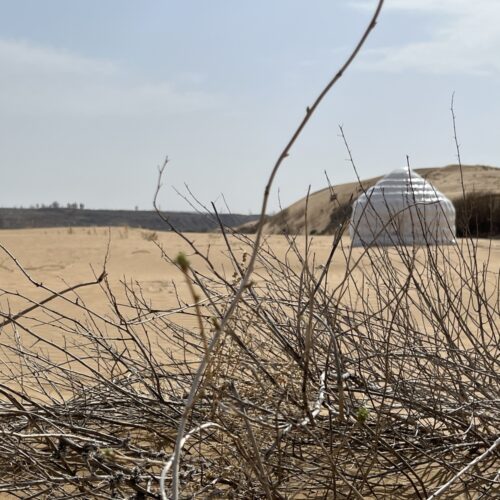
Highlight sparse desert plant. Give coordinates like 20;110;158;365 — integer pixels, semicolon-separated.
455;191;500;238
142;230;159;242
120;225;130;239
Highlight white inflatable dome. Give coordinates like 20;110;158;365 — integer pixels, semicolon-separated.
349;167;456;247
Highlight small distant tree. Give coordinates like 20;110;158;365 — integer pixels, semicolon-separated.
50;201;60;209
79;203;85;210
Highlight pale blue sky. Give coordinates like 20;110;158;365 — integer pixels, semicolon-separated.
0;1;499;213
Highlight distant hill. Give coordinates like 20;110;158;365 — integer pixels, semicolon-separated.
238;165;500;237
0;207;258;232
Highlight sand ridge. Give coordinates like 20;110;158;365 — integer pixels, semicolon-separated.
246;164;500;235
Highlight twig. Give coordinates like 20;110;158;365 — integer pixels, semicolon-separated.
167;2;385;497
426;437;500;500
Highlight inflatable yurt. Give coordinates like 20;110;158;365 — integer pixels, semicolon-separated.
349;167;456;247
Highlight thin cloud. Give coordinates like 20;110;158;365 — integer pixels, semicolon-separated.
353;0;500;75
0;38;116;76
0;38;220;117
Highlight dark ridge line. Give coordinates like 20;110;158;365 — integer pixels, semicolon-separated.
0;208;259;232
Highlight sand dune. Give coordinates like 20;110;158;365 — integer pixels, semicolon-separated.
240;164;500;235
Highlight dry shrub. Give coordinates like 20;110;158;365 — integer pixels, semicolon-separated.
0;218;498;498
455;192;500;238
120;225;130;239
142;230;159;242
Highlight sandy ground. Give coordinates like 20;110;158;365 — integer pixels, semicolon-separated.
0;226;498;311
0;227;498;366
0;227;352;316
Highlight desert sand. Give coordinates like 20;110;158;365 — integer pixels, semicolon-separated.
0;226;498;329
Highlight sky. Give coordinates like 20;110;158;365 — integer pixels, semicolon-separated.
0;0;499;213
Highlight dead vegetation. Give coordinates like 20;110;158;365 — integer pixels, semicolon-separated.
0;1;498;497
0;222;498;498
455;191;500;238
